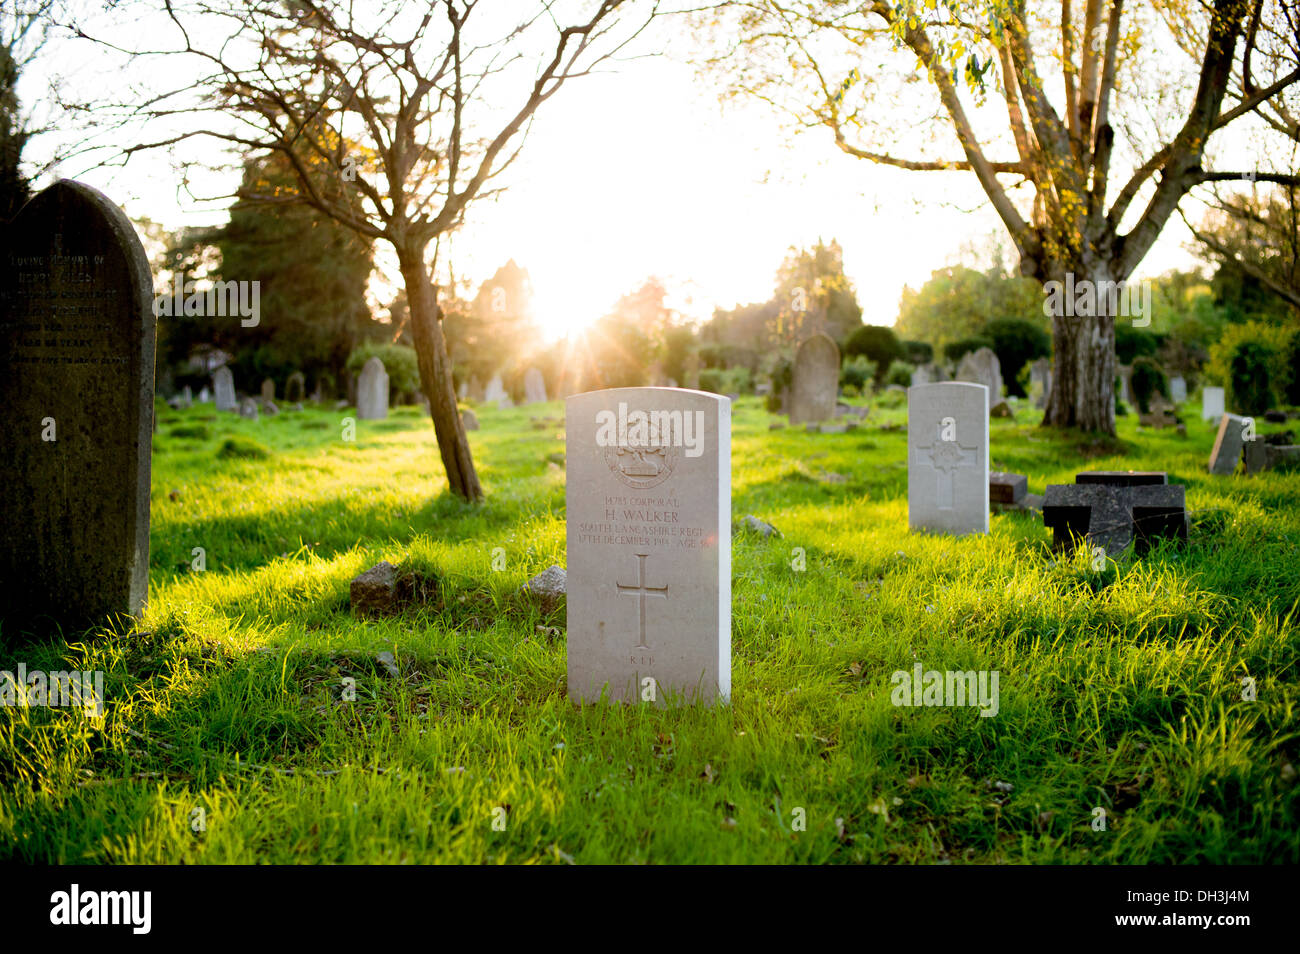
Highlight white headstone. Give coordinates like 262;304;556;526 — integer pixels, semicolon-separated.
356;356;389;420
524;367;548;404
955;347;1003;402
213;366;236;411
1202;386;1225;421
566;387;731;705
484;373;511;409
907;382;989;535
198;386;211;403
1118;365;1135;407
1169;375;1187;404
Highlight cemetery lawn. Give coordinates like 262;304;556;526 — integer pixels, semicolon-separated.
2;395;1298;864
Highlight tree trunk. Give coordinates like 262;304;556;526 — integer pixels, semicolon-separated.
1041;264;1118;436
399;250;483;502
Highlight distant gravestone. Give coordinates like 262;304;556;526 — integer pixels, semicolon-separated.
260;378;275;402
284;371;305;404
484;373;511;409
990;472;1027;505
1208;413;1249;475
198;386;211;403
356;356;389;420
908;382;989;535
1117;365;1135;407
180;385;193;407
213;366;236;411
788;334;839;424
910;362;947;388
1169;375;1187;404
461;408;479;431
1030;358;1051;409
566;387;731;705
238;396;259;421
524;367;548;404
955;347;1003;403
1202;386;1225;421
0;180;156;631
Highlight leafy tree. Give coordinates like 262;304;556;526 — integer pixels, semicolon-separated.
770;239;863;348
213;152;375;389
895;266;1044;357
0;1;54;221
700;0;1300;434
1114;324;1160;366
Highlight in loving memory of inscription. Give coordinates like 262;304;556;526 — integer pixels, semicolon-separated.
6;238;127;367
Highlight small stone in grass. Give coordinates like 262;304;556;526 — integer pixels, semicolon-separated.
521;565;566;615
740;515;781;538
351;561;398;617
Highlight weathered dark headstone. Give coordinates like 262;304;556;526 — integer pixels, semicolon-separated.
1043;474;1186;557
284;371;305;404
1208;413;1248;475
0;180;156;633
989;472;1027;504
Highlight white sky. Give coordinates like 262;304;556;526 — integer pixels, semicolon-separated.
22;3;1212;343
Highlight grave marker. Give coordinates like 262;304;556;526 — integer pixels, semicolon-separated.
566;387;730;705
213;366;236;411
0;180;156;631
907;382;989;534
789;334;839;424
1202;386;1225;421
356;356;388;420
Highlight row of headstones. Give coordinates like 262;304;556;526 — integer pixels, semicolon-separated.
561;381;1188;705
465;368;548;409
203;359;392;420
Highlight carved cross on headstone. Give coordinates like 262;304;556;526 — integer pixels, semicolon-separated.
916;433;977;510
616;552;668;650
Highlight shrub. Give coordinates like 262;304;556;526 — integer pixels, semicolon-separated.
841;384;860;398
1115;324;1160;365
1129;357;1169;414
839;355;876;392
984;318;1050;397
843;326;903;383
1206;321;1295;413
901;340;933;365
217;436;270;460
346;343;421;396
1229;341;1278;415
885;360;915;388
698;366;751;395
944;335;994;364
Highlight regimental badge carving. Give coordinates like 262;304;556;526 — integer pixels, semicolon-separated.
604;443;679;489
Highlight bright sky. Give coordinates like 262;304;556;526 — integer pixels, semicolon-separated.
24;3;1208;343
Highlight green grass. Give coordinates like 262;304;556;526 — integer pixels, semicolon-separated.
2;395;1297;863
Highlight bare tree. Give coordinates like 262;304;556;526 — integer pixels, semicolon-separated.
74;0;658;500
699;0;1300;434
